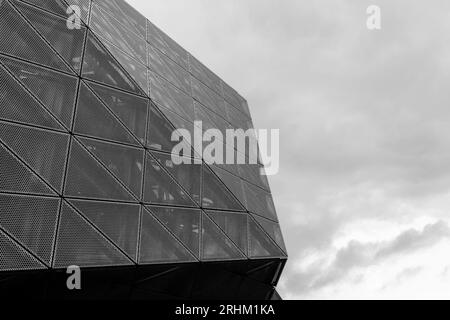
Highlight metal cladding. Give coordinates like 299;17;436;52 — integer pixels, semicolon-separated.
0;0;287;299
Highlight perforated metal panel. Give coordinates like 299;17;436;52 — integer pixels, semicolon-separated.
64;0;91;25
0;0;70;72
248;217;285;259
189;54;223;96
53;203;133;268
148;71;195;122
147;19;189;70
88;81;148;144
202;165;245;211
82;31;144;95
69;199;140;261
148;206;201;259
95;0;146;38
0;143;55;196
90;4;146;63
0;55;78;129
201;213;245;261
14;1;86;72
0;194;60;265
64;139;135;202
100;39;148;94
78;136;144;198
17;0;70;18
74;82;140;146
139;208;197;264
143;153;197;207
191;77;227;120
0;63;64;131
206;210;248;256
243;181;278;222
211;165;247;209
252;215;287;255
151;151;201;205
148;45;190;94
0;229;45;272
0;122;69;192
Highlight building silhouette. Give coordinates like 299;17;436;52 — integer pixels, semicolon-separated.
0;0;287;299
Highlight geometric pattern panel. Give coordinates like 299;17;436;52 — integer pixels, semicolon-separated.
90;4;147;64
0;62;64;131
206;210;248;256
0;55;78;129
244;181;278;222
88;81;148;144
0;0;70;73
95;0;147;38
148;71;195;123
69;199;141;262
150;151;201;205
14;0;86;73
252;214;287;255
74;82;140;146
0;122;69;193
0;228;45;272
78;136;144;198
202;165;245;212
99;40;148;94
148;206;201;259
0;142;56;196
248;217;285;259
64;139;135;202
19;0;71;18
147;19;189;70
139;207;197;264
148;44;191;94
0;194;60;265
82;31;144;95
146;102;193;155
211;165;247;209
53;202;133;268
201;213;246;261
143;153;197;207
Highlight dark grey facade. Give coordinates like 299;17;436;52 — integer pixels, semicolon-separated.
0;0;287;299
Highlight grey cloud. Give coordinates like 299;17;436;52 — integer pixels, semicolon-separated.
285;221;450;294
128;0;450;298
379;266;424;291
376;221;450;259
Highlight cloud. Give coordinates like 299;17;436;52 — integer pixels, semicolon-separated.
284;221;450;294
127;0;450;299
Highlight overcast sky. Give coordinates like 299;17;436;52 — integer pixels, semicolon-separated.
128;0;450;299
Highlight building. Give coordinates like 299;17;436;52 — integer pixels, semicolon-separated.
0;0;287;299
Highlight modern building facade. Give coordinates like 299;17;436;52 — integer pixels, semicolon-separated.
0;0;287;299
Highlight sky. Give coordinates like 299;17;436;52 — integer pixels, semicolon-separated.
128;0;450;299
